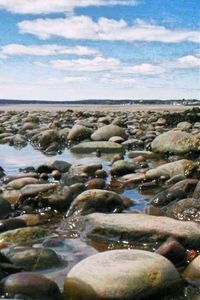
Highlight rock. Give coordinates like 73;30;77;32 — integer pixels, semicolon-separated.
0;226;50;244
48;160;72;173
163;198;200;222
66;189;123;217
156;237;187;265
71;141;123;154
64;249;182;300
7;247;60;271
169;179;198;193
91;124;126;141
0;218;26;233
20;183;56;199
110;160;137;176
10;134;27;148
150;189;186;207
183;255;200;285
82;163;102;176
6;177;39;189
151;130;200;154
1;272;62;300
193;181;200;199
82;213;200;249
86;178;106;190
118;173;145;184
68;124;93;141
145;159;196;180
31;129;62;150
109;136;125;143
128;150;158;159
0;195;12;218
177;121;192;130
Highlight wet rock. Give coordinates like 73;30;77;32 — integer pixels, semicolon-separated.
118;173;145;184
145;159;196;180
48;160;72;173
31;129;63;151
7;247;61;271
163;198;200;222
151;130;200;154
71;141;123;154
150;189;187;207
169;178;198;193
183;255;200;285
128;150;157;159
86;178;106;190
64;249;182;300
6;177;40;190
0;167;5;179
0;218;26;233
38;185;73;210
51;169;61;179
68;124;93;141
10;134;27;148
82;213;200;249
20;183;56;199
66;189;123;217
110;160;137;176
193;181;200;199
1;272;62;300
0;195;12;218
109;136;125;143
82;163;102;176
0;226;50;244
91;124;126;141
156;237;187;265
3;173;38;184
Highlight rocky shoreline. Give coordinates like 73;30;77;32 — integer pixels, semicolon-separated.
0;106;199;299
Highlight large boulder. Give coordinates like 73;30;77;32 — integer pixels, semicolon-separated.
110;160;137;176
91;125;126;141
151;130;200;154
66;189;123;217
64;249;182;300
71;141;123;154
82;213;200;249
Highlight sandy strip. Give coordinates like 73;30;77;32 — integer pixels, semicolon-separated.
0;104;193;112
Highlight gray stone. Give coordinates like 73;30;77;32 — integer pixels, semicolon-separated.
91;124;126;141
64;249;182;300
71;141;123;153
66;189;123;217
82;213;200;249
151;130;200;154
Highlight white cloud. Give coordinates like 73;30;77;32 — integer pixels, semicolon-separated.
101;74;136;84
0;0;138;14
51;56;121;72
18;16;200;43
46;76;89;84
177;55;200;68
1;44;100;57
50;56;165;75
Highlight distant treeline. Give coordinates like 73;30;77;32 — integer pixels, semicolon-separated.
0;99;199;106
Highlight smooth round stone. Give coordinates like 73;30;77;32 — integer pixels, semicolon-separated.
0;195;12;218
7;247;61;271
91;124;126;141
2;272;62;300
64;249;182;300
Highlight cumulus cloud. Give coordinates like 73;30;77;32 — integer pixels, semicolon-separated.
0;0;138;14
51;56;121;72
18;16;200;43
50;56;165;75
1;44;100;57
177;55;200;68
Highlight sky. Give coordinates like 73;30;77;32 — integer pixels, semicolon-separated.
0;0;199;101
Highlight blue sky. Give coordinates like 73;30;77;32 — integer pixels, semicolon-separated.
0;0;199;100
